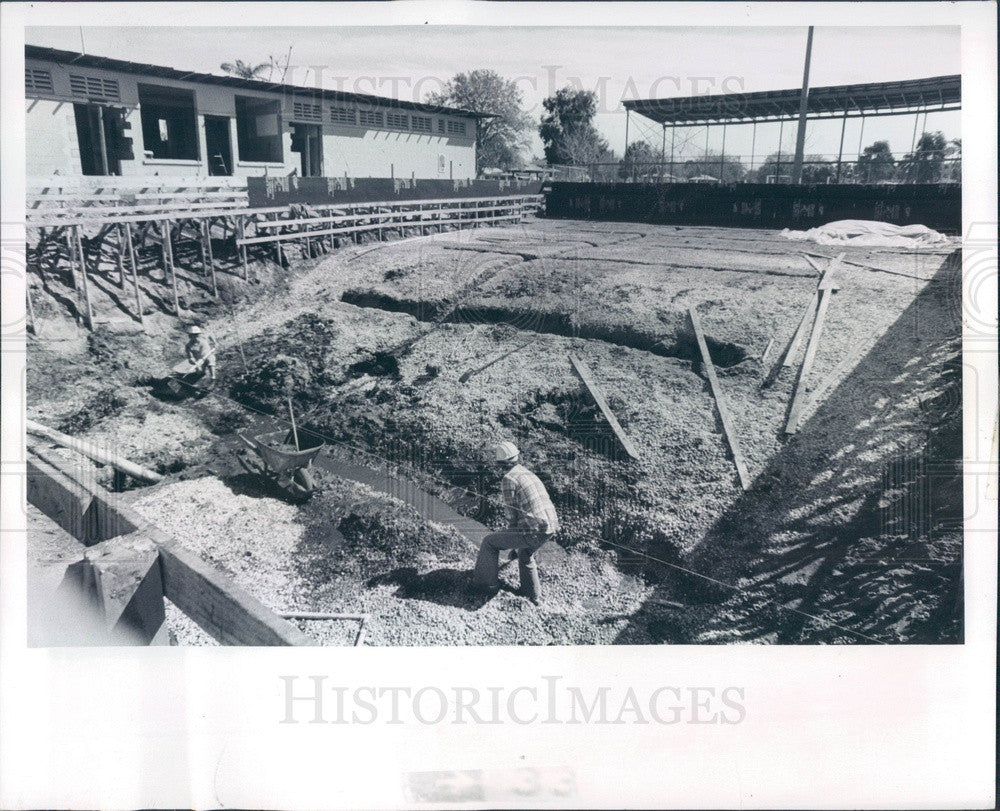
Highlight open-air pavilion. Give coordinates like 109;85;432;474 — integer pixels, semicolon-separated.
622;74;961;183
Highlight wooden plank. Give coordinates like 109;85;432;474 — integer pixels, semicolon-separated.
781;288;820;368
238;212;523;247
688;307;751;490
801;253;825;274
568;355;640;460
760;336;776;368
123;224;145;328
785;263;842;434
73;226;94;330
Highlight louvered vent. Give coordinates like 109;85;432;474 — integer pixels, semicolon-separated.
292;101;322;122
69;74;120;101
25;68;54;94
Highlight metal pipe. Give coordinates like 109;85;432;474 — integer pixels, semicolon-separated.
27;418;164;483
775;119;785;183
719;123;727;181
791;26;815;184
624;108;630;160
835;110;848;183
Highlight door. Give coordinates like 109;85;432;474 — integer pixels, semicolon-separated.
74;104;130;175
204;116;233;176
290;123;323;177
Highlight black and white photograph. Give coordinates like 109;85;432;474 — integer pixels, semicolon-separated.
18;20;970;647
1;2;996;808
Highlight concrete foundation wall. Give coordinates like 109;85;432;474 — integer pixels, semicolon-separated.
545;181;962;233
26;56;477;181
26;450;313;646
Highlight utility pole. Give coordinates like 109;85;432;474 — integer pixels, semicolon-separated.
791;25;814;185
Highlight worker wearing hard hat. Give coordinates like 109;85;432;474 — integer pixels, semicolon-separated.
473;441;560;604
184;324;217;386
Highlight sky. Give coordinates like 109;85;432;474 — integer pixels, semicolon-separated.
26;25;961;164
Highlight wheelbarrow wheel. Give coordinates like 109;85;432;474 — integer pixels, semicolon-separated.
288;467;317;500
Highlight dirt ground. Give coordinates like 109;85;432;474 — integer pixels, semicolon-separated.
27;216;963;645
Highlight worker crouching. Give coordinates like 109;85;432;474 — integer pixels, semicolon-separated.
184;325;217;387
473;441;560;604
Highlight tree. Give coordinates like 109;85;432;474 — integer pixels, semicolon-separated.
618;141;658;180
679;151;747;183
901;131;947;183
220;60;271;80
539;88;611;166
754;152;831;183
943;137;961;183
425;70;533;174
855;140;896;183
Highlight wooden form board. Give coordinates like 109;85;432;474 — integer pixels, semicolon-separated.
688;307;751;490
568;355;640;460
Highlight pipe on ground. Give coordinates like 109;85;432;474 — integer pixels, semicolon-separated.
26;418;164;484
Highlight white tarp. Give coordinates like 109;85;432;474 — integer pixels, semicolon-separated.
780;219;950;248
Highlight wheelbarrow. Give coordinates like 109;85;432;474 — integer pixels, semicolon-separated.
236;430;324;501
155;354;216;400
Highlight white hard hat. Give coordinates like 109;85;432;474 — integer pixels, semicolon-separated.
186;325;203;335
493;441;519;462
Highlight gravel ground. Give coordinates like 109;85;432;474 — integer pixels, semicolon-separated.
27;217;963;645
132;475;653;646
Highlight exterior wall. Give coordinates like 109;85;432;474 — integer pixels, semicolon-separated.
24;56;477;181
24;98;80;176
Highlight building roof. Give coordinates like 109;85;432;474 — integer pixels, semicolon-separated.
24;44;490;119
624;74;961;125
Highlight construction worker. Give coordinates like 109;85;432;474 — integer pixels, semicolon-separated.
183;324;217;386
473;441;560;604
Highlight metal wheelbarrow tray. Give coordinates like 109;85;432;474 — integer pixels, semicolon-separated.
236;430;324;500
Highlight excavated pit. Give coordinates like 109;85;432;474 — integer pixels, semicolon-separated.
340;291;751;369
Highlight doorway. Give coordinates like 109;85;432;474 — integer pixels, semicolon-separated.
290;123;323;177
204;115;233;176
74;103;129;175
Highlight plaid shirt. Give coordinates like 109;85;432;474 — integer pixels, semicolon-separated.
500;464;560;534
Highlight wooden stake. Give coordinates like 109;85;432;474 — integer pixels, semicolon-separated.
287;396;300;451
688;307;750;489
161;220;180;315
115;223;126;289
568;354;640;460
202;219;218;297
238;215;249;280
123;224;145;328
74;226;94;330
785;265;841;434
26;277;38;335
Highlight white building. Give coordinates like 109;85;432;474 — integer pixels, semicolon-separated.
24;45;481;181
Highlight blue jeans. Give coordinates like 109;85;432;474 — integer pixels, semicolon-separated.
473;530;551;601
